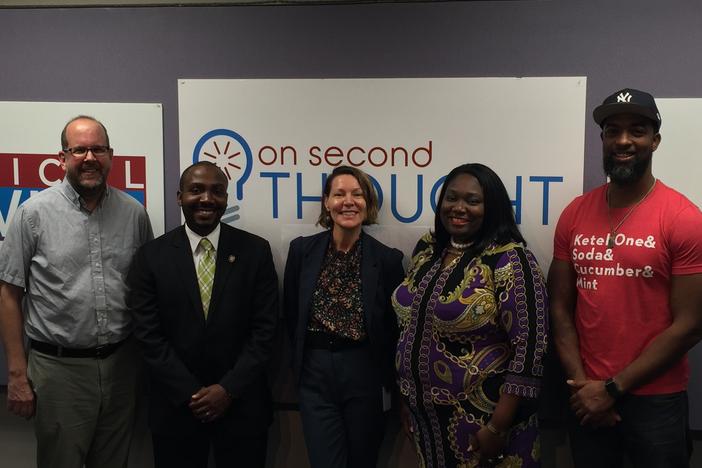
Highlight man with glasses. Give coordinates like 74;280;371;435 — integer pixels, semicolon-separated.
0;116;153;468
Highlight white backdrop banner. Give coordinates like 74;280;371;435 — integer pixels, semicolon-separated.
0;102;166;241
654;99;702;208
178;77;586;271
653;98;702;430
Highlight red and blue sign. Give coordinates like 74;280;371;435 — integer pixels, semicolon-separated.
0;153;147;241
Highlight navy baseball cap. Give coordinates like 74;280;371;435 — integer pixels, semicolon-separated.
593;88;662;131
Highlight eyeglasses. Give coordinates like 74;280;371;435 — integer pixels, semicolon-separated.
62;145;111;157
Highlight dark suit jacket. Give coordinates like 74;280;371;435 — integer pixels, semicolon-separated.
283;230;404;388
127;223;278;437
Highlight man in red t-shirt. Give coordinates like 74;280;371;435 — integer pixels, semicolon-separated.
549;88;702;468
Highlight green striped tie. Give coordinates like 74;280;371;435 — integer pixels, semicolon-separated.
197;238;215;318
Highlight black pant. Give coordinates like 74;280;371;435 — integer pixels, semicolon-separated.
569;391;691;468
152;430;267;468
298;345;385;468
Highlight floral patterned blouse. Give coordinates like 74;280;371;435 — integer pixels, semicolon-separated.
308;238;366;341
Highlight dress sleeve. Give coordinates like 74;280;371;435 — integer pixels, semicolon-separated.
406;233;434;275
495;246;549;399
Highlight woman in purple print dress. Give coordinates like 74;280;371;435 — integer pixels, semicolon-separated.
394;163;548;468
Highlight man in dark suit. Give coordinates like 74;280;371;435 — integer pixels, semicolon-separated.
127;161;278;468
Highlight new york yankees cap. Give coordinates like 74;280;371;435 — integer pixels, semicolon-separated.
593;88;662;131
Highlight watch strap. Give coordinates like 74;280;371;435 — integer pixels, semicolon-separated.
604;377;624;400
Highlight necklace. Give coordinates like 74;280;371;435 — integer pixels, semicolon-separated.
450;238;473;250
445;247;465;257
606;178;656;248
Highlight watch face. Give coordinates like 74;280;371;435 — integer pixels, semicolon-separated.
605;379;622;399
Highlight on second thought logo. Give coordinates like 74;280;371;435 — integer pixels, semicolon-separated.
192;129;253;201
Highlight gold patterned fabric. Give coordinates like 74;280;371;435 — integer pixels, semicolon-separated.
393;233;548;467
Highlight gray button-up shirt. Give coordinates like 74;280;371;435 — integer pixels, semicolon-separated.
0;178;153;348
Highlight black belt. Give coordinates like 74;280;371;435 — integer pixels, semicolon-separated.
305;331;366;351
30;338;126;359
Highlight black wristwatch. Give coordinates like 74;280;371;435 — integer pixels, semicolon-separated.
604;377;624;400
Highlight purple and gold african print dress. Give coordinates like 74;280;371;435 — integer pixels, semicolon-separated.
393;234;548;468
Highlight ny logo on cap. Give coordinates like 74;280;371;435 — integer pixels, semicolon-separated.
617;92;632;103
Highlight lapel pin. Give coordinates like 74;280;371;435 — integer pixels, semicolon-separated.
228;255;236;263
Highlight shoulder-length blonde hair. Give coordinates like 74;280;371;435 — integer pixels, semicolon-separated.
317;165;379;229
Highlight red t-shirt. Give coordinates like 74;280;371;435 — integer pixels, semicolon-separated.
554;180;702;394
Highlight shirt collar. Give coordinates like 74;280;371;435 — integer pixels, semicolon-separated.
60;177;111;209
184;222;221;255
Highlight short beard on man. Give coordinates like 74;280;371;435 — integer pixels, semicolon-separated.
66;169;106;199
603;153;651;185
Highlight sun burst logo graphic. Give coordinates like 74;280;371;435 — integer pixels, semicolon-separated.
202;139;242;179
192;129;253;201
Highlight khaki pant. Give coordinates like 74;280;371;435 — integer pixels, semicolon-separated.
28;339;140;468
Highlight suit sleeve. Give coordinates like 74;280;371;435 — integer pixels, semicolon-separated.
127;245;202;406
219;240;279;398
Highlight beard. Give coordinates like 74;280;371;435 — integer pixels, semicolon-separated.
603;151;652;185
65;166;107;199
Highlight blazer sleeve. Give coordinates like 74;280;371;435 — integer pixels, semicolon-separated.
283;237;302;344
127;245;202;406
218;239;279;398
